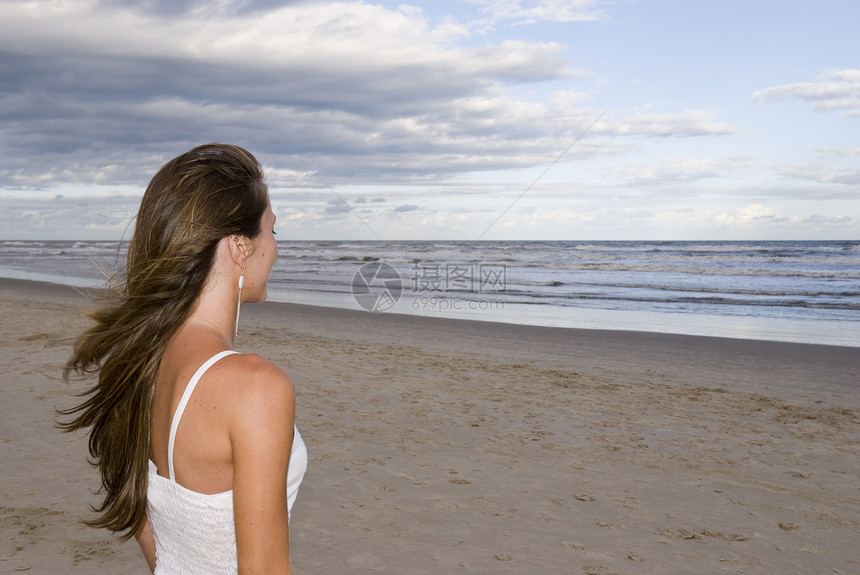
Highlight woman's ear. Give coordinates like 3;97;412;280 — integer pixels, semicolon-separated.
227;235;252;268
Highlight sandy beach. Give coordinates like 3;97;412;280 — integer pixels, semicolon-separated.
1;276;858;574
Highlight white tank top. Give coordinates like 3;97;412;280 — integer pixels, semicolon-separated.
146;350;307;574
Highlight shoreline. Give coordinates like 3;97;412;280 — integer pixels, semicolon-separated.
3;275;857;404
1;276;858;574
3;273;859;349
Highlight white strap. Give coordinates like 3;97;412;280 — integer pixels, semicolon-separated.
167;350;239;480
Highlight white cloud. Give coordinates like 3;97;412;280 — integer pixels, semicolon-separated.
802;214;853;225
780;164;860;187
816;147;860;158
601;110;739;138
2;1;568;75
393;204;421;212
714;203;791;227
605;157;751;186
752;68;860;116
465;0;608;24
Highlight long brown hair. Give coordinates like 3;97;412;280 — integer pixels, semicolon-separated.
59;143;269;537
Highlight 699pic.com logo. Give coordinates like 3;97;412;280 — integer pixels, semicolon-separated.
351;262;403;312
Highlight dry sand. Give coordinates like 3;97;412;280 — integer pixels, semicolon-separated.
1;277;858;574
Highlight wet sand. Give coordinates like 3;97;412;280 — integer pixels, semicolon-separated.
1;277;858;574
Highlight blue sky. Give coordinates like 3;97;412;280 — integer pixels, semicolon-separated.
0;0;857;240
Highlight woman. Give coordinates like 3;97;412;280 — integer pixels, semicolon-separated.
60;143;307;574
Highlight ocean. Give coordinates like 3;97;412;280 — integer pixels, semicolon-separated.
1;240;858;347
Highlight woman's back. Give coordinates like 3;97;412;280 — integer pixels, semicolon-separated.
150;330;244;495
147;343;307;574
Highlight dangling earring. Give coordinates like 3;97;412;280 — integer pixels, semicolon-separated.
235;263;246;338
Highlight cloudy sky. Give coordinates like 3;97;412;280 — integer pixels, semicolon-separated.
1;0;858;240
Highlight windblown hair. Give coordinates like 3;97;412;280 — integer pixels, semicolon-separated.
59;143;269;537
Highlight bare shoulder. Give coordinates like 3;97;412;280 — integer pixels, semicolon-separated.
223;353;293;389
220;354;295;427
